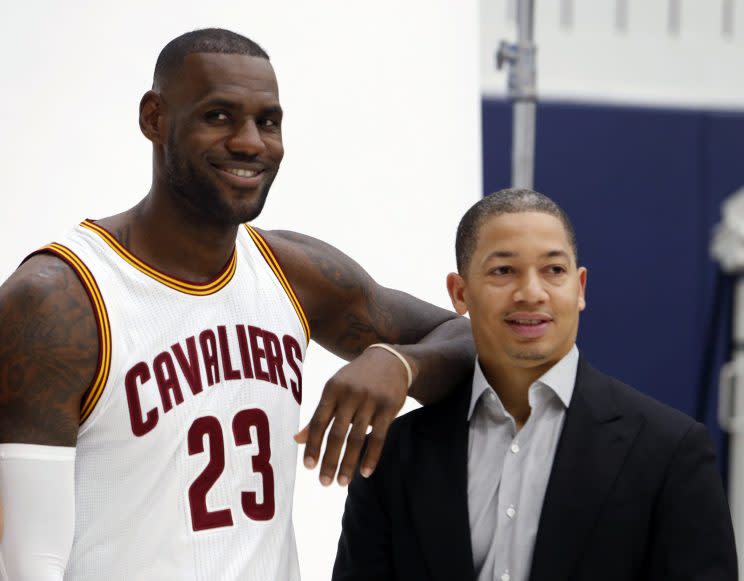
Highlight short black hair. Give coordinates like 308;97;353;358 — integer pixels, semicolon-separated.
153;28;269;89
455;188;578;274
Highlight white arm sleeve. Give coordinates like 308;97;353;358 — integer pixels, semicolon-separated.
0;444;75;581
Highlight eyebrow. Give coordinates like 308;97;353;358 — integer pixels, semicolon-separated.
484;249;571;261
198;98;283;117
198;97;240;110
543;250;571;260
260;105;284;117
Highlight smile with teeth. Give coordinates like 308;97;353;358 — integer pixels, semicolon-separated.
223;167;260;178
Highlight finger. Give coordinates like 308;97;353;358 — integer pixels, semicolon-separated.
360;412;394;478
318;403;357;486
293;425;309;444
303;397;337;470
336;404;376;486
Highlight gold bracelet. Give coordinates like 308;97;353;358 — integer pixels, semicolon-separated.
365;343;413;389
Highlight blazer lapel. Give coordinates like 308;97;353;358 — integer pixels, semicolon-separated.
404;383;476;581
529;359;643;581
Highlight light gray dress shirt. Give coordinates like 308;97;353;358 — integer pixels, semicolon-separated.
467;346;579;581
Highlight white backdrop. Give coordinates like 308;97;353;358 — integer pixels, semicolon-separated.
0;1;481;579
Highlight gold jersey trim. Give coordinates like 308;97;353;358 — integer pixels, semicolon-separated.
42;243;112;425
244;225;311;345
81;220;237;296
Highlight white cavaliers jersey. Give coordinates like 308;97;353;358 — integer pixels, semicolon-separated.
39;220;310;581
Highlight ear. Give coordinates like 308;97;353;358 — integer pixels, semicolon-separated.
139;90;167;145
577;266;587;311
446;272;469;316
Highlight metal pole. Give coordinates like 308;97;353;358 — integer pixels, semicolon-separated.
497;0;537;189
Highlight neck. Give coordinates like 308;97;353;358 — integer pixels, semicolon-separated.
101;189;239;283
479;358;554;428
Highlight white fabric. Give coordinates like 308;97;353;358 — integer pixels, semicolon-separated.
0;444;76;581
56;224;307;581
467;346;578;581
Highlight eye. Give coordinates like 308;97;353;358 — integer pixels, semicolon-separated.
489;265;513;276
258;117;280;129
205;111;229;123
546;265;567;275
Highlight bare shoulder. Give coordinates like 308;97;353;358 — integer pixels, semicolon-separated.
258;229;375;350
258;229;370;297
257;229;456;359
0;253;99;445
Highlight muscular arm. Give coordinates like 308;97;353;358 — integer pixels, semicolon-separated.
0;254;99;579
0;254;98;445
261;230;475;483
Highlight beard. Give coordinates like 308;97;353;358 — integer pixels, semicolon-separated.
164;133;275;225
510;348;548;361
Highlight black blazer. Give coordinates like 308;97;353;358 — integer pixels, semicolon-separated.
333;358;738;581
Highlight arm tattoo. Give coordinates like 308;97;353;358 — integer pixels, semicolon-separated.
266;229;456;361
277;231;358;290
0;256;99;445
333;286;398;355
277;232;397;355
334;312;385;356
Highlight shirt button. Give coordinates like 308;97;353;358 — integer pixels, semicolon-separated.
506;505;516;519
510;443;520;454
501;572;510;581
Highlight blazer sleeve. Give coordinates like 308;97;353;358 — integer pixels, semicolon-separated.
645;422;738;580
332;445;395;581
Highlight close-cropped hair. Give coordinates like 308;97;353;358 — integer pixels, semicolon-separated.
153;28;269;89
455;188;579;274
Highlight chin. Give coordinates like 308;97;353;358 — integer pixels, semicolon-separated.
205;187;270;225
232;196;269;224
512;351;549;363
504;340;555;362
223;179;274;223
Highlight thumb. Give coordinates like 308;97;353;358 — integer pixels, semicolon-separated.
294;425;309;444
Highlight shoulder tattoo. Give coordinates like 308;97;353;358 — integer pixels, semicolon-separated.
0;255;99;445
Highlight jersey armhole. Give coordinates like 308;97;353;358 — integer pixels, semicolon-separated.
243;225;311;346
26;244;112;425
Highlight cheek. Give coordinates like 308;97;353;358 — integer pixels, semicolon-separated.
554;289;583;315
465;288;508;322
269;139;284;162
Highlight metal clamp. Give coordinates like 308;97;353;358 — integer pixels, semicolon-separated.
496;41;537;101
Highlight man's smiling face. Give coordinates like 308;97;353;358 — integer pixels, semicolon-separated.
448;211;587;375
160;52;284;225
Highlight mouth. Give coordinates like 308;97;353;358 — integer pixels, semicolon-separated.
211;163;266;187
224;167;260;178
504;314;552;339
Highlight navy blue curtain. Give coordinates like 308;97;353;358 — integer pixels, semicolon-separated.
482;99;744;479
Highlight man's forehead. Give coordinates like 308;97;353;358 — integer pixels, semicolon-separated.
476;212;573;253
481;211;566;236
170;52;279;100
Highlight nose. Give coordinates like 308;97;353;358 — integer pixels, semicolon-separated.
513;270;548;304
226;119;266;156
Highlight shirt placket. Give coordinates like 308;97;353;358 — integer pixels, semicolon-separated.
493;411;524;581
491;384;548;581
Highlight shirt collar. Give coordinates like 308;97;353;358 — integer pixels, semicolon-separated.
467;345;579;421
